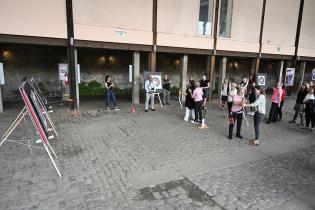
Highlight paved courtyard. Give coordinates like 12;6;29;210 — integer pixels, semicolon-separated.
0;97;314;210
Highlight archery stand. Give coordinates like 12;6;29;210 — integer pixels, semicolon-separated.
0;105;61;178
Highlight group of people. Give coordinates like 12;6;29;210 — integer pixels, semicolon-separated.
103;73;314;145
180;74;210;124
220;77;266;146
289;81;315;131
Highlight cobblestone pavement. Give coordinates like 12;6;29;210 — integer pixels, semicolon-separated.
0;97;314;210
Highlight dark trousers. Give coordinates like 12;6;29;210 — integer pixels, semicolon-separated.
254;112;265;140
277;101;284;120
228;102;233;114
194;101;203;122
305;106;315;128
268;102;279;123
105;90;117;107
229;112;243;137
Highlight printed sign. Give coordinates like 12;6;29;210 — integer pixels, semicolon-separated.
58;63;68;80
0;63;4;85
143;71;163;90
312;69;315;81
129;65;132;83
284;68;295;86
76;64;81;84
256;73;266;87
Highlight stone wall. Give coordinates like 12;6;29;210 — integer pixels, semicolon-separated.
0;44;67;101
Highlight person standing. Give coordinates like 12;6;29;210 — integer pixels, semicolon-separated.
289;83;308;125
144;75;156;112
244;86;266;146
248;81;256;115
105;75;119;110
303;87;315;131
227;83;237;114
191;82;203;124
181;81;195;122
200;74;210;108
228;87;245;139
266;82;282;124
162;75;171;105
221;78;229;110
277;85;286;121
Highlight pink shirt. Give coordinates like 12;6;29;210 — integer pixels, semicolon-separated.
231;94;243;113
272;87;282;104
193;87;203;102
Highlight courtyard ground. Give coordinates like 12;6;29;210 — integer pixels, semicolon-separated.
0;97;314;210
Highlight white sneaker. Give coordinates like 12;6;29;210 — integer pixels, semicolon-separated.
191;120;197;124
114;107;120;111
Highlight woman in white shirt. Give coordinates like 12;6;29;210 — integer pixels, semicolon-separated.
245;86;266;146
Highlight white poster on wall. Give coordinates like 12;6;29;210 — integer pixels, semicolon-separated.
58;63;68;80
312;69;315;81
284;68;295;86
76;64;81;84
0;63;4;85
129;65;133;83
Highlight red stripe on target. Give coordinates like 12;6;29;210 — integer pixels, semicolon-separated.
21;89;48;144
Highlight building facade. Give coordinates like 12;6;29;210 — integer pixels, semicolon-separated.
0;0;314;107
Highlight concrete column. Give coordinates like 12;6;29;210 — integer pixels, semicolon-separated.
0;85;3;113
250;58;256;75
180;54;188;101
209;55;216;100
206;56;211;76
74;48;80;108
132;51;140;105
218;57;227;98
299;61;306;87
278;60;284;83
149;52;156;72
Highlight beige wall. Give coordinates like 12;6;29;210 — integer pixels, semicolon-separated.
261;0;300;55
157;0;213;49
298;0;315;57
0;0;67;38
217;0;263;52
73;0;153;45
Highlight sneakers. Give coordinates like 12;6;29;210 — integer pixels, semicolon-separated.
105;107;110;110
191;120;197;124
114;107;120;111
309;127;314;132
236;135;243;139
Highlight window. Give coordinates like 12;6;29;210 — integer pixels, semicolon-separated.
198;0;214;36
219;0;233;38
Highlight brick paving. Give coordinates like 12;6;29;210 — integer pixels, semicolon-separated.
0;97;314;210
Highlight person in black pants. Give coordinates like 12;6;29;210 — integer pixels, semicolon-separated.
303;87;315;131
228;88;244;139
277;85;286;121
266;82;282;124
289;83;308;125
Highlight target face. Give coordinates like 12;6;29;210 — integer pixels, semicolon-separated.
152;75;162;89
256;74;266;87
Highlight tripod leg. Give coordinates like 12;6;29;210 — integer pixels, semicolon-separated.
45;113;59;138
0;110;28;147
46;140;57;159
43;144;61;178
1;107;26;140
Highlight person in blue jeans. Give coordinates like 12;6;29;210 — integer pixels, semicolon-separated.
105;75;119;110
245;86;266;146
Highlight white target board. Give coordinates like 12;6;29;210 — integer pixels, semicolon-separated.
257;73;266;87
